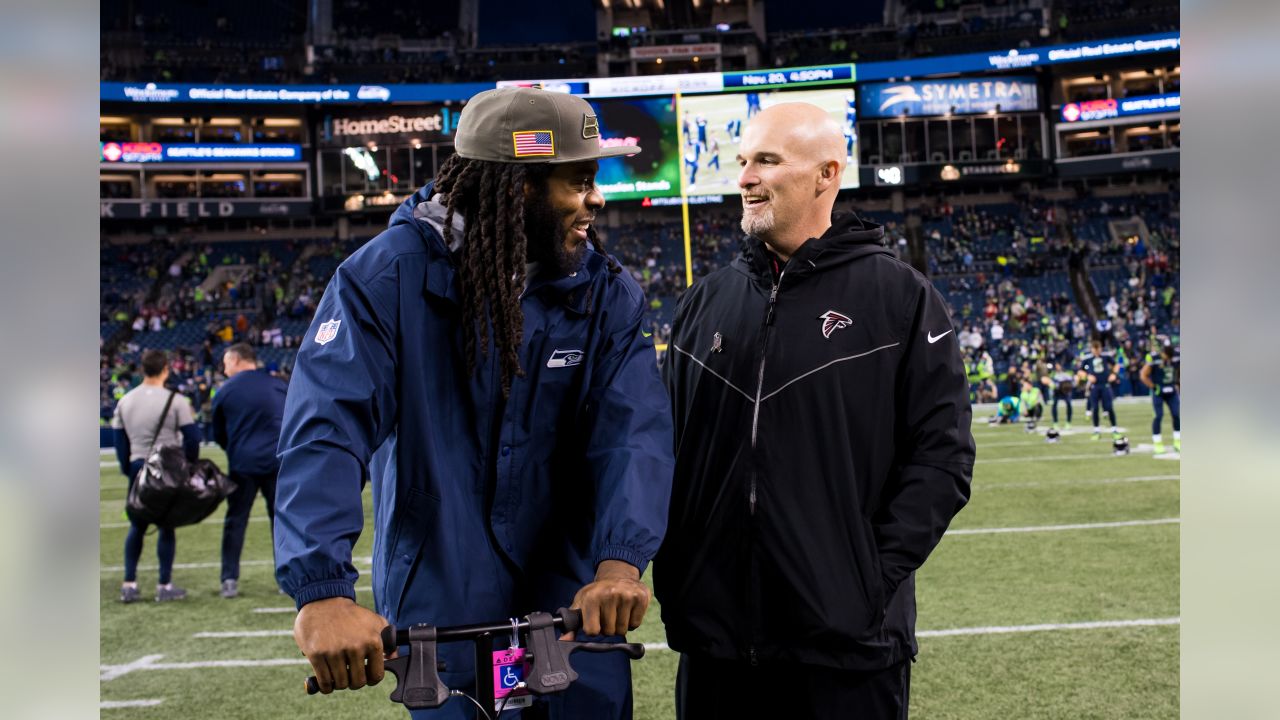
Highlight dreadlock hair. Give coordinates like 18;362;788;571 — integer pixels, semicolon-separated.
434;153;551;398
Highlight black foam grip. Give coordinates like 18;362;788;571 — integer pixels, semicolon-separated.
557;607;583;633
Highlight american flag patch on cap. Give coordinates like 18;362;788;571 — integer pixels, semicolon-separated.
512;130;555;157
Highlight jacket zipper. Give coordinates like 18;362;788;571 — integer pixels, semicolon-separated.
749;263;783;664
749;270;783;514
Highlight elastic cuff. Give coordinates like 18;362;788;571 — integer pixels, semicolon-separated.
292;579;357;611
596;545;650;576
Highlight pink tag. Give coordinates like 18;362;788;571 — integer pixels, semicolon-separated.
493;647;531;704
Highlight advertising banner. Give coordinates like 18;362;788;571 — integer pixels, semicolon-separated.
859;77;1039;118
1060;93;1180;123
100;143;303;163
101;81;493;104
318;107;458;146
856;32;1180;82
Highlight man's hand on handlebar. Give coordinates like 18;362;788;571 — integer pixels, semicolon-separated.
564;560;650;639
294;597;391;693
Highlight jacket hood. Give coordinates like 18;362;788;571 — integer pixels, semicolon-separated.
389;181;468;254
740;211;892;281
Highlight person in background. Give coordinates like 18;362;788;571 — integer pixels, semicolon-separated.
113;349;201;603
1140;337;1181;453
1077;335;1123;441
212;342;288;599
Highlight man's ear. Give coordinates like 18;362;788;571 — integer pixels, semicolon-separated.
816;160;841;193
523;178;536;200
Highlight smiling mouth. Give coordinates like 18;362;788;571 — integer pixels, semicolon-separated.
569;219;593;241
743;196;769;209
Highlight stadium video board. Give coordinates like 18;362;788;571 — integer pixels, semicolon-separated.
587;96;681;201
676;88;860;196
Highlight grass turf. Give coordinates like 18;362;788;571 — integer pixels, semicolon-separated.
100;400;1178;717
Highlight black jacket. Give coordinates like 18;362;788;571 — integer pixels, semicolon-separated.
656;212;975;671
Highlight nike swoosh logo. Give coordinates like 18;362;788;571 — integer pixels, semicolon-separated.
642;330;652;338
927;329;953;344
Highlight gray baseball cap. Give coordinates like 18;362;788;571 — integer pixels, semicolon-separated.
453;86;641;164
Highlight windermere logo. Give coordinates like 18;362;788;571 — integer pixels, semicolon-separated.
122;83;181;102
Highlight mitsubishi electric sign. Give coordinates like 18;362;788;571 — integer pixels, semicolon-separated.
859;77;1039;118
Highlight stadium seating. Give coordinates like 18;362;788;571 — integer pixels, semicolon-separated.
99;189;1178;433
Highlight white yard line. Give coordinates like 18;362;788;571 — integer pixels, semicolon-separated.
917;617;1180;637
978;453;1160;464
252;607;296;614
101;699;164;708
947;518;1179;536
101;654;165;681
101;559;274;573
980;474;1179;490
100;655;309;681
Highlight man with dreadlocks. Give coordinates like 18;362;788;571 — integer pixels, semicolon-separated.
273;87;674;719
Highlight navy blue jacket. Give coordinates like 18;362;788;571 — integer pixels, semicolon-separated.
211;368;288;474
273;184;674;625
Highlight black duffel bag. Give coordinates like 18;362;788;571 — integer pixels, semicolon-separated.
127;447;237;528
125;390;237;528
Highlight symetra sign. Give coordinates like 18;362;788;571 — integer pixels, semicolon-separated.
860;77;1039;118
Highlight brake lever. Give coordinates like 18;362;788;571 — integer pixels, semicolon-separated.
384;624;451;709
522;608;646;695
304;624;449;710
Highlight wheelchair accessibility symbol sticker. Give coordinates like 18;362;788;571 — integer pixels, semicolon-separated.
493;648;533;710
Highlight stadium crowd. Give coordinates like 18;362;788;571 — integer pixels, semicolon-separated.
100;188;1178;438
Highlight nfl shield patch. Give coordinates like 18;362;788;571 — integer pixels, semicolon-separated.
314;319;341;345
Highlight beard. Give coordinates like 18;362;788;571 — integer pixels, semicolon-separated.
740;203;776;238
524;195;587;276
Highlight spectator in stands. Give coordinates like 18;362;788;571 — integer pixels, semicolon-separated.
274;87;673;713
658;102;973;718
211;343;288;599
113;350;201;603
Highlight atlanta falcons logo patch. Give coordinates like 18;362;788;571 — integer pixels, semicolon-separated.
818;310;852;339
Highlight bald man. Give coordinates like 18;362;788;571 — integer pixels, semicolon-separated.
656;102;975;718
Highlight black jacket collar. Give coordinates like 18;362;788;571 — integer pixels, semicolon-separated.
739;211;892;287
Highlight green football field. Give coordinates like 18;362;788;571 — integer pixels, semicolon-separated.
99;399;1179;718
